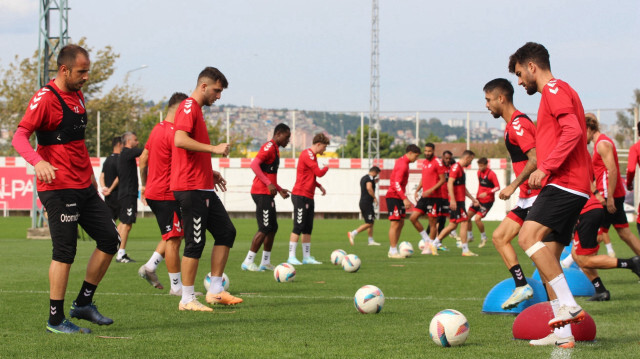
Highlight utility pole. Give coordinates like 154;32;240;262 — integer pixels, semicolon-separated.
368;0;380;166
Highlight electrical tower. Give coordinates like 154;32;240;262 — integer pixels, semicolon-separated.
368;0;380;166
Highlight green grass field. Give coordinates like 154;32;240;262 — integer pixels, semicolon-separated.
1;216;639;358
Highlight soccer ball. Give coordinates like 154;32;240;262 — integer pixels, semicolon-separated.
418;239;426;251
354;285;385;314
274;263;296;282
399;241;414;257
429;309;470;347
342;254;361;273
331;249;347;265
203;272;230;292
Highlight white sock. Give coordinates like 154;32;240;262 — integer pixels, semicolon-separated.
418;230;429;240
467;232;473;239
605;243;613;253
351;230;358;238
181;285;195;305
244;251;256;265
289;242;297;258
117;249;126;258
389;246;398;255
208;276;223;294
145;251;164;271
433;239;441;247
549;274;578;307
462;243;469;252
302;243;311;258
168;272;182;292
551;299;573;338
368;236;375;243
261;251;271;265
481;232;487;240
561;255;574;268
451;230;458;238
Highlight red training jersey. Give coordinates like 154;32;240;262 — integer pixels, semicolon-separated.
144;121;176;200
170;98;214;191
291;148;328;199
476;168;499;204
386;154;412;200
580;194;603;215
440;162;451;198
536;78;591;197
421;156;445;199
17;80;92;191
627;140;640;185
448;161;466;202
592;133;625;199
504;111;540;199
251;139;280;195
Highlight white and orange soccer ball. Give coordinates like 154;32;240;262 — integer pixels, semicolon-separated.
342;254;361;273
429;309;470;347
331;249;347;265
399;241;414;257
203;272;229;292
354;285;385;314
274;263;296;282
418;239;426;251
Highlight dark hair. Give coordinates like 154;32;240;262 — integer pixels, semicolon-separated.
406;144;421;154
111;136;122;148
274;123;291;136
313;133;330;145
477;157;488;165
425;142;435;149
369;166;381;174
483;78;514;103
508;42;550;73
443;150;453;157
198;67;228;88
585;113;599;132
462;150;475;157
57;44;89;69
637;121;640;137
168;92;188;108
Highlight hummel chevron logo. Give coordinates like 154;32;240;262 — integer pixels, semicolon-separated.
194;217;201;224
516;129;524;136
184;99;193;114
83;289;93;297
172;278;179;285
514;268;523;280
549;88;559;95
184;108;191;114
127;208;133;216
296;208;303;224
50;306;57;315
194;223;201;231
30;89;49;110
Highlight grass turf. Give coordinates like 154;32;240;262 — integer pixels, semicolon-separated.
1;216;639;358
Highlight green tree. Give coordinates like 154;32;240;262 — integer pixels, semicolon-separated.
338;125;406;158
615;89;640;148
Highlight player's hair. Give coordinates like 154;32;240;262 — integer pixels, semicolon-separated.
637;121;640;137
312;133;330;145
111;136;122;148
369;166;381;174
406;144;421;154
585;113;600;132
462;150;475;157
122;131;137;144
425;142;435;149
508;42;550;73
274;123;291;135
477;157;488;165
168;92;188;109
198;67;229;88
443;150;453;157
57;44;89;70
483;78;514;103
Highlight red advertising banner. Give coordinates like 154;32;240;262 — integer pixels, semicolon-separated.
0;167;35;210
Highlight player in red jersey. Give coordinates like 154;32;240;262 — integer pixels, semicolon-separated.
408;143;446;255
12;45;119;333
585;114;640;257
483;78;540;310
386;145;421;258
432;150;479;257
137;92;189;295
509;42;591;345
242;124;292;271
170;67;242;311
466;157;500;247
626;122;640;234
287;133;330;265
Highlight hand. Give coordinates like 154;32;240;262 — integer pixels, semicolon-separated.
472;199;480;207
449;200;457;211
499;185;515;200
606;197;616;214
373;197;378;205
528;169;547;189
140;186;147;206
319;186;326;196
279;188;291;199
101;187;111;196
595;193;606;207
627;181;634;191
414;191;420;201
267;183;277;196
34;160;58;184
403;198;412;209
478;192;487;199
211;143;230;156
422;189;433;198
213;171;227;192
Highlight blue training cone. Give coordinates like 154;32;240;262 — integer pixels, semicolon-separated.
482;277;546;314
531;267;594;297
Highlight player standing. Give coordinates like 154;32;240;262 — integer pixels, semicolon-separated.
466;157;499;247
12;44;119;333
348;166;382;246
626;122;640;234
116;131;143;263
171;67;242;311
287;133;330;265
241;123;292;271
99;137;122;220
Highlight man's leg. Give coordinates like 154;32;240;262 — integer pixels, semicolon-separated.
165;237;183;295
616;227;640;256
459;220;477;256
259;232;277;270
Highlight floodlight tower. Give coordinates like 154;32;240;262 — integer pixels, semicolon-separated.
368;0;380;166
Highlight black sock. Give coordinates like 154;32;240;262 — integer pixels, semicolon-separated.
49;299;65;326
75;281;98;307
509;264;528;287
591;277;607;293
617;258;631;268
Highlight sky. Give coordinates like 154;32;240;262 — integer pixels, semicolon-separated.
1;0;639;126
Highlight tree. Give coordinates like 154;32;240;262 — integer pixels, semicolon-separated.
615;89;640;148
338;125;406;158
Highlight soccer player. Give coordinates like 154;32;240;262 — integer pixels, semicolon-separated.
287;133;330;265
137;92;189;294
408;143;446;254
626;121;640;234
386;144;421;258
483;78;540;309
432;150;479;257
509;42;591;340
12;44;119;333
171;67;242;311
586;114;640;257
348;166;382;246
115;131;143;263
467;157;499;248
241;123;292;271
99;137;122;220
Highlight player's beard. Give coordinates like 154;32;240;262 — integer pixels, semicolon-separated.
425;153;434;161
525;82;537;95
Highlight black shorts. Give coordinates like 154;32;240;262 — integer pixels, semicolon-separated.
359;201;375;224
118;195;138;224
386;198;406;221
39;186;120;264
507;206;530;226
414;197;438;217
146;199;183;241
437;198;450;217
573;208;604;256
252;194;278;234
449;201;468;224
292;195;314;235
601;197;629;229
468;201;494;218
174;190;236;259
527;185;587;246
104;193;120;220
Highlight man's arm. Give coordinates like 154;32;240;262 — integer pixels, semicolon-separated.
424;173;446;198
174;130;230;156
627;144;638;191
250;156;278;196
447;177;457;210
12;126;57;184
465;188;479;207
597;140;618;214
501;149;537;199
366;181;378;205
138;148;149;203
